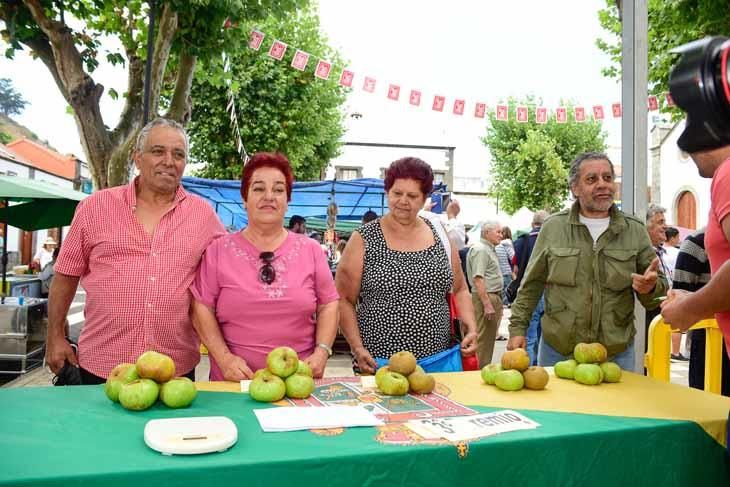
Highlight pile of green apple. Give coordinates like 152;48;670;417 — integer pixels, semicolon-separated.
481;348;550;391
554;342;622;385
249;346;315;402
105;350;197;411
375;351;436;396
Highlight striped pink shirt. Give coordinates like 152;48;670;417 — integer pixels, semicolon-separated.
55;178;225;378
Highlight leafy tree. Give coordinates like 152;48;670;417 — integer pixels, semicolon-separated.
0;131;11;144
0;78;28;116
482;97;606;214
596;0;730;117
0;0;306;189
188;7;346;181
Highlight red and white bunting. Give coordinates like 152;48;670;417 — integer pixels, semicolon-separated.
291;50;309;71
516;106;528;123
574;106;586;122
268;40;287;61
536;107;548;124
592;105;605;120
363;77;376;93
339;70;354;88
433;96;446;112
410;90;422;106
387;84;400;101
556;107;567;123
612;103;622;118
474;102;486;118
496;104;508;121
453;99;465;115
665;93;675;107
648;95;659;111
249;30;264;50
314;60;332;80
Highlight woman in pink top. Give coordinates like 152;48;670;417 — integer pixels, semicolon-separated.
191;153;339;381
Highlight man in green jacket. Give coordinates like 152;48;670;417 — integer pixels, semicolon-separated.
507;152;667;371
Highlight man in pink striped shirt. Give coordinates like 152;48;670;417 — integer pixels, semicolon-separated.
45;118;225;383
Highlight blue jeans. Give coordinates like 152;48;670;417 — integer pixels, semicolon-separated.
526;294;544;366
538;339;636;372
502;274;512;305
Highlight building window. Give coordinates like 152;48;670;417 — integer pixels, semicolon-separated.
336;166;361;181
380;168;387;179
433;171;446;184
6;171;17;176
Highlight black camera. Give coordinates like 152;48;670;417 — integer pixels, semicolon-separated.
669;36;730;153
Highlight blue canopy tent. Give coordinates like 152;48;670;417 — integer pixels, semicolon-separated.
182;177;447;230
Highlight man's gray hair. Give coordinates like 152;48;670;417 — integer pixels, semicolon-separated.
134;118;188;158
646;203;666;223
481;220;501;235
532;210;550;227
568;152;615;190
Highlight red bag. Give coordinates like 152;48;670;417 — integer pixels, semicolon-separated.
449;294;480;371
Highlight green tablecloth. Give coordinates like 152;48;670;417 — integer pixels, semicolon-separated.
0;386;728;486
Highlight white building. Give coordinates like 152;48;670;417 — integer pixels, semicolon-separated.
650;121;710;230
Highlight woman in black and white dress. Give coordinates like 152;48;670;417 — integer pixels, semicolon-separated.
335;157;478;373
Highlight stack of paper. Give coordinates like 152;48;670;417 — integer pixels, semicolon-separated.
254;405;384;432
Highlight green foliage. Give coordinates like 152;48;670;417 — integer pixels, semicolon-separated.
0;78;28;116
0;131;11;144
596;0;730;119
188;7;347;181
482;96;606;214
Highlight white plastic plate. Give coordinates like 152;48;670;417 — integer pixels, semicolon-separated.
144;416;238;455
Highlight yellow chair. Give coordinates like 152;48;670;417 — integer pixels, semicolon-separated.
644;315;723;394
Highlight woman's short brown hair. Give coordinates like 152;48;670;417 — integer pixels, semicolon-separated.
241;152;294;202
383;157;434;195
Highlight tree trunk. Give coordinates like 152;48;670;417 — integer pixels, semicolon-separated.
107;135;137;188
165;52;197;124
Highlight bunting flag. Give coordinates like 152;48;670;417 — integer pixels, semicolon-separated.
243;28;678;124
474;102;487;118
363;76;376;93
249;30;264;51
339;70;354;87
388;84;401;101
432;95;446;112
496;105;508;121
315;60;332;80
453;99;465;115
536;107;548;124
592;105;605;120
291;50;310;71
516;106;528;123
268;40;287;60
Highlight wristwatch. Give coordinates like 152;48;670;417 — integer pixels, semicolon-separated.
316;343;333;357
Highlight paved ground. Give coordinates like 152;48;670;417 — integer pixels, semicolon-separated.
1;296;692;389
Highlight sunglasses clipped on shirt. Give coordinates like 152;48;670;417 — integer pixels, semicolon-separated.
259;251;276;285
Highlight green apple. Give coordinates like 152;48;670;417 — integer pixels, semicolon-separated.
374;365;391;381
573;343;608;364
494;369;525;391
574;363;604;385
119;379;159;411
136;351;176;383
296;360;313;377
104;363;139;402
480;363;503;385
600;362;622;383
159;377;197;408
388;351;417;376
554;359;578;379
253;368;269;380
285;373;315;399
249;371;286;402
266;346;299;378
376;371;409;396
407;370;435;394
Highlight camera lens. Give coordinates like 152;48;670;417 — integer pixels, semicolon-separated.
669;36;730;153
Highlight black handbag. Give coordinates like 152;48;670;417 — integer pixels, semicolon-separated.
505;234;531;304
51;339;82;386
